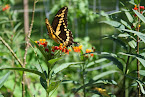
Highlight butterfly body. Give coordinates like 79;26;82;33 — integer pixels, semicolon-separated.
45;6;77;47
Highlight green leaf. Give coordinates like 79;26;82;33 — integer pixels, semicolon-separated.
129;0;136;5
108;11;122;15
136;80;145;94
101;21;125;32
119;52;145;67
93;70;118;80
87;58;106;67
120;19;132;29
74;73;117;93
128;40;136;48
87;62;113;71
94;79;117;85
118;33;130;38
105;35;128;50
47;80;61;93
53;62;82;75
100;55;123;71
48;58;62;66
122;29;145;43
0;72;11;88
40;71;48;89
29;38;50;67
133;9;145;23
13;22;21;32
139;70;145;76
0;67;45;79
124;11;133;23
0;94;4;97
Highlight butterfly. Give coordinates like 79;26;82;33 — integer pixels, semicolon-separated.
45;6;77;47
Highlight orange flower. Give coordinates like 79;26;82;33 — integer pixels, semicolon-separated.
2;4;10;11
72;45;82;53
133;5;138;10
86;49;91;53
85;49;94;57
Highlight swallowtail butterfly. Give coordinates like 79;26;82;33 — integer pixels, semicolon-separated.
45;6;77;47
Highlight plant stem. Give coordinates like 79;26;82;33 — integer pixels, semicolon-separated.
0;36;23;67
137;3;141;97
22;0;37;97
122;47;131;97
82;64;86;97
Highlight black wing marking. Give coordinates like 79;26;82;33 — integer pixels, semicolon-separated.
52;6;68;31
46;6;77;47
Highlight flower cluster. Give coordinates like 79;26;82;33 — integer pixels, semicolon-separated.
131;5;145;29
133;5;145;17
133;5;144;10
35;39;72;55
35;39;95;57
35;39;49;52
51;43;71;54
84;47;95;57
72;45;82;53
2;4;10;11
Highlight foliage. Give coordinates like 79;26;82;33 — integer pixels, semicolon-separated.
1;0;145;97
100;0;145;96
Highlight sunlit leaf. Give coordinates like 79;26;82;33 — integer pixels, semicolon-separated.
53;62;82;75
133;9;145;23
0;72;11;88
128;40;136;48
118;33;130;38
122;29;145;43
136;80;145;94
93;70;118;80
139;70;145;76
87;58;106;67
121;19;132;29
101;21;125;32
109;11;122;15
87;62;113;71
124;11;133;23
94;79;117;85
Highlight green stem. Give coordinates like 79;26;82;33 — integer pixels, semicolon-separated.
0;36;23;67
137;3;141;97
122;47;131;97
82;64;86;97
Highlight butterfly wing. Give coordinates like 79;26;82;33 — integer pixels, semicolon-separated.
51;6;77;47
45;18;61;44
52;6;68;31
